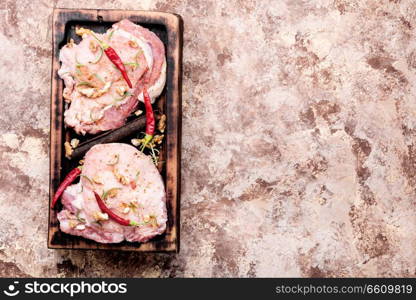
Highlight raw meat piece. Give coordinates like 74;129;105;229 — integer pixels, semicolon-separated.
57;143;167;243
58;20;166;135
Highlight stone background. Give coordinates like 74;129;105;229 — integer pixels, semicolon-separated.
1;0;416;277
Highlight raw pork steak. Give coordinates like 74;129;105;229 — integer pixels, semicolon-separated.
58;20;166;135
57;143;167;243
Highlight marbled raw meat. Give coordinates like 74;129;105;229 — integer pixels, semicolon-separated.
58;20;166;135
57;143;167;243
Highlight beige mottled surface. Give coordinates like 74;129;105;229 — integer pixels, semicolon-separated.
1;0;416;277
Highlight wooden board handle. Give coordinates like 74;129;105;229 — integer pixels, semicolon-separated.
70;116;145;159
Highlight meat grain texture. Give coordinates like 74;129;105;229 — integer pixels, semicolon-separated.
58;143;167;243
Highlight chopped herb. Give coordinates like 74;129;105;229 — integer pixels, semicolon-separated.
75;210;86;223
76;81;93;87
90;47;103;64
102;187;121;200
135;216;158;227
75;56;84;68
123;62;139;67
92;175;103;185
93;73;105;83
128;201;138;211
77;215;86;223
113;91;131;103
108;30;115;40
75;55;84;68
81;175;93;184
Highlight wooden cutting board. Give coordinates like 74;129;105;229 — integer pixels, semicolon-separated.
49;8;182;252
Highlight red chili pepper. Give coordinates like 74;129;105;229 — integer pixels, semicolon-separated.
104;47;133;88
141;87;155;150
91;32;133;88
93;192;138;226
51;166;82;208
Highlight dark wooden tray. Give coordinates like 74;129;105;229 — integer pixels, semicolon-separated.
49;8;182;252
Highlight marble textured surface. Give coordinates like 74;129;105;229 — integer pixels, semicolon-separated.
1;0;416;277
